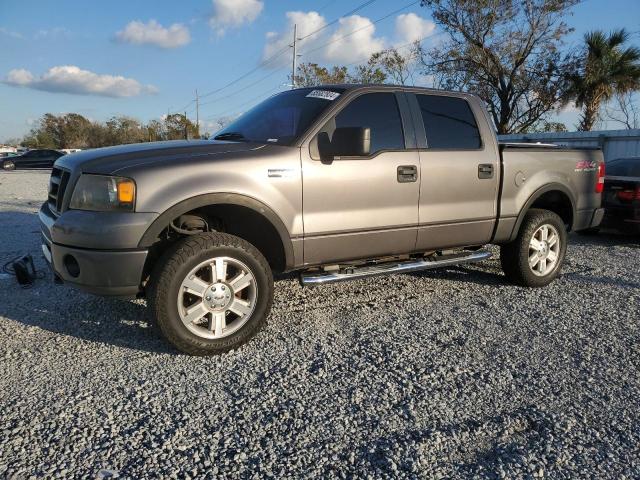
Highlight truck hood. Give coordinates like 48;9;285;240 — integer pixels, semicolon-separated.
54;140;266;175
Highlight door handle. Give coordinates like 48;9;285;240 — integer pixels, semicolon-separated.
397;165;417;183
478;164;494;179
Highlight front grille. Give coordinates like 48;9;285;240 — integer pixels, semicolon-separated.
48;167;71;215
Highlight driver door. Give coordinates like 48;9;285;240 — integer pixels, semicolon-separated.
301;91;420;265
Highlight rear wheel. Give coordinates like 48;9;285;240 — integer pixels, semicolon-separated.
501;209;567;287
2;160;15;170
149;232;273;355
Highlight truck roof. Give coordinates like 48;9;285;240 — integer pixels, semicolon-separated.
292;84;470;96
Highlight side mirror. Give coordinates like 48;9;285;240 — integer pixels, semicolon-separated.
317;127;371;162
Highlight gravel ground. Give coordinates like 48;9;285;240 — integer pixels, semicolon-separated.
1;169;639;479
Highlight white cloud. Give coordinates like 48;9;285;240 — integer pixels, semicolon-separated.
34;27;71;40
115;20;190;49
263;11;435;67
0;27;23;39
262;11;326;65
324;15;385;64
209;0;264;36
263;12;387;65
6;69;34;85
2;65;158;98
395;13;435;44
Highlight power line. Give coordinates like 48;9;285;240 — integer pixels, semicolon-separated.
203;84;286;122
199;66;289;108
172;0;417;122
343;32;437;68
291;23;298;89
177;98;195;112
299;0;419;57
199;44;291;100
317;0;338;11
297;0;378;42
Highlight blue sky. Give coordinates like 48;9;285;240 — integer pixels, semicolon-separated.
1;0;639;141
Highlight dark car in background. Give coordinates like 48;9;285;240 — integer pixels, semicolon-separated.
2;149;65;170
601;157;640;234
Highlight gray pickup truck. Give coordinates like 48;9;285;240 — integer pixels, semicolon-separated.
39;85;604;355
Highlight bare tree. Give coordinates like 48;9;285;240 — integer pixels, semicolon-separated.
210;115;236;133
377;45;420;85
418;0;579;133
604;92;640;130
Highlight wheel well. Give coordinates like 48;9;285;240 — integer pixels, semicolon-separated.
529;190;574;229
144;204;287;280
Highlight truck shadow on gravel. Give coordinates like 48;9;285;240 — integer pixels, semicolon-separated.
0;210;176;354
0;292;177;354
407;265;506;286
569;231;640;248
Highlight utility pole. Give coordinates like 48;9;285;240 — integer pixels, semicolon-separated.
195;89;200;138
184;111;188;140
291;24;297;89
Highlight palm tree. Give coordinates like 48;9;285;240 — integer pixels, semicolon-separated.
568;29;640;131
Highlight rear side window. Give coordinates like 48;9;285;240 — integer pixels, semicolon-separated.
416;94;482;149
329;92;405;154
606;158;640;177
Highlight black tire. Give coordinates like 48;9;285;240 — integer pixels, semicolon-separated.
2;160;15;171
500;209;567;287
148;232;273;355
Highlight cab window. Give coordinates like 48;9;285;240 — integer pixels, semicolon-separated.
416;94;482;150
321;93;405;155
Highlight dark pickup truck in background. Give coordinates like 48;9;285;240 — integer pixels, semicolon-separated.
39;85;604;355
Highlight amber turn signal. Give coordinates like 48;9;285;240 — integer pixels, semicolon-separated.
117;180;135;204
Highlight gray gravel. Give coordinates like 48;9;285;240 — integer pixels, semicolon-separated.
1;169;639;479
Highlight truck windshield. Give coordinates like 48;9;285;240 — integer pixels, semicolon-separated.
214;87;345;146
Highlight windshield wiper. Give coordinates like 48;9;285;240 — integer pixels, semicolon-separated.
214;132;247;141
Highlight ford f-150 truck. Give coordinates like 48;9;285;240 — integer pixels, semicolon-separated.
39;85;604;355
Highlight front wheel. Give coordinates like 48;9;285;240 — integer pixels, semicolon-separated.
2;160;16;170
149;232;273;355
500;209;567;287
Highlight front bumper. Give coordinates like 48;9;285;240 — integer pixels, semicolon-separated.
39;202;152;297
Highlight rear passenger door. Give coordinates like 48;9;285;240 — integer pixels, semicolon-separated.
20;150;40;168
409;93;500;250
301;91;420;265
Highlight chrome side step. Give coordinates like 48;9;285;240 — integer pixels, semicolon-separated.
300;250;491;286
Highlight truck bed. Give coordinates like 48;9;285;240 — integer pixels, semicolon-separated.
493;143;604;242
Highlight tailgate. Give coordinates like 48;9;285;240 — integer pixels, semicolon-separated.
603;176;640;207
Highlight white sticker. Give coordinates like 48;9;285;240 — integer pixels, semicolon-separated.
306;89;341;101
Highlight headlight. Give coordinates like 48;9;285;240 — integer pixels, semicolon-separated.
69;174;136;211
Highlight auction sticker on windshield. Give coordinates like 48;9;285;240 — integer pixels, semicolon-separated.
306;90;341;100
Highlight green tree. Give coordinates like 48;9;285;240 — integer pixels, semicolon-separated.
418;0;579;133
23;114;63;149
59;113;92;148
348;53;387;84
534;121;568;132
567;29;640;131
164;113;198;140
105;116;147;145
146;119;166;142
294;63;349;87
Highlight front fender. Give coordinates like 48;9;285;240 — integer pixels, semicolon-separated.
138;192;296;270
